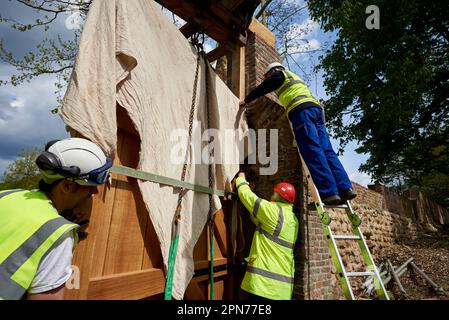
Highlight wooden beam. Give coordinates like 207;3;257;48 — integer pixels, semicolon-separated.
248;18;276;48
195;269;229;283
87;268;165;300
155;0;247;45
184;280;206;300
213;210;229;257
206;45;230;62
231;45;246;99
179;22;199;39
194;257;228;270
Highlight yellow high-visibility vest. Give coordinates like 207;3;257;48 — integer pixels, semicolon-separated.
236;177;299;300
275;70;320;114
0;189;78;300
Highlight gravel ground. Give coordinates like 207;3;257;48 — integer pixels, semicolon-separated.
377;231;449;300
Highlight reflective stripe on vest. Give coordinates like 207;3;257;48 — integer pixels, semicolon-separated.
255;205;294;249
0;189;22;199
0;217;72;299
276;72;306;96
237;182;250;189
275;70;320;114
285;95;311;111
247;266;294;284
253;198;262;218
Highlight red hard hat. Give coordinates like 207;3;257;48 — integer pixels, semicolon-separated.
273;182;296;204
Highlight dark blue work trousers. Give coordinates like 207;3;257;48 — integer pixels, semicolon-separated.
288;105;352;198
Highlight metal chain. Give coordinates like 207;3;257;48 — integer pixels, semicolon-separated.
180;51;201;190
204;53;215;218
203;50;216;300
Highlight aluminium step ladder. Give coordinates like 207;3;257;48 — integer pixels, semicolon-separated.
300;156;389;300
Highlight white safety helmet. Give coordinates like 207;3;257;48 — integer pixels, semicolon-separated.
36;138;112;186
264;62;285;75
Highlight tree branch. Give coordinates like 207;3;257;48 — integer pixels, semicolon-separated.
255;0;274;19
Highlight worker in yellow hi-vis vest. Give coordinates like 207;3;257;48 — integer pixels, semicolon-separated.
240;62;357;206
0;138;112;300
234;172;298;300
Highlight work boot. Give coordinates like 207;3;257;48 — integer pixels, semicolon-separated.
322;195;342;205
340;188;357;201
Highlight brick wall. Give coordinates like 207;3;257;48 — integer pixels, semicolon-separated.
243;24;338;300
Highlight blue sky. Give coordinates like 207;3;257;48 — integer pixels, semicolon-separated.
0;0;372;186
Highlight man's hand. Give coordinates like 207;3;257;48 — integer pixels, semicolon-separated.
239;100;247;108
238;172;246;178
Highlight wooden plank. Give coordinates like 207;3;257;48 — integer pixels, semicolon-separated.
103;132;147;275
87;268;165;300
193;223;209;264
213;209;228;258
207;45;231;62
210;278;225;300
155;0;247;45
231;45;246;99
184;280;206;300
194;257;228;270
65;131;124;299
248;18;276;48
195;269;229;283
221;0;249;11
141;190;164;269
179;22;199;39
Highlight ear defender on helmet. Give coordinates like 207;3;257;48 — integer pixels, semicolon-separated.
35;151;81;178
37;137;111;186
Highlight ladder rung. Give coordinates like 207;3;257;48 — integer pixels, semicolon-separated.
323;204;348;209
333;235;361;240
346;272;376;277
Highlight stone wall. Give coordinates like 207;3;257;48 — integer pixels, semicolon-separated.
369;184;449;228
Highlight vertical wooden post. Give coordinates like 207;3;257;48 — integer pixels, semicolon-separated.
231;45;246;100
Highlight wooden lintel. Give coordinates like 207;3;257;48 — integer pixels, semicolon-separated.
87;268;165;300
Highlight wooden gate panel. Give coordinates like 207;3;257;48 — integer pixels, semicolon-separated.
67;105;238;299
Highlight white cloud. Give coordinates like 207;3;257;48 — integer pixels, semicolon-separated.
204;43;214;54
9;98;24;109
0;67;69;176
285;19;321;58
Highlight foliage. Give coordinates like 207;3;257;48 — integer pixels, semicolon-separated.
0;148;42;191
257;0;326;82
307;0;449;207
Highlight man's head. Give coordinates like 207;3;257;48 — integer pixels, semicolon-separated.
264;62;285;79
270;182;296;204
35;138;112;213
